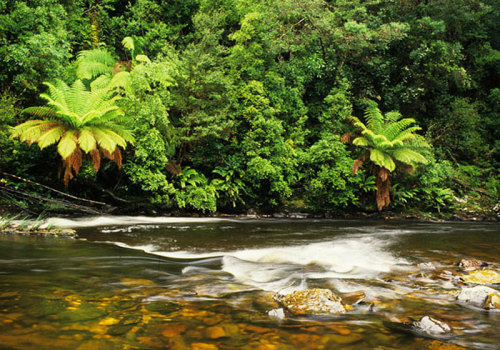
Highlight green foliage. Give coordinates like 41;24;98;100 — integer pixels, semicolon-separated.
1;0;498;215
300;136;363;210
351;101;431;172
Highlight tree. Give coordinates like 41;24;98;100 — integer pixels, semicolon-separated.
10;79;134;186
345;101;430;210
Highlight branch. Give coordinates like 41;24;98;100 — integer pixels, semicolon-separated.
452;178;499;200
0;171;108;206
0;186;106;215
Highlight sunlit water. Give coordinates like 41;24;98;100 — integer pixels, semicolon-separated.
1;217;499;349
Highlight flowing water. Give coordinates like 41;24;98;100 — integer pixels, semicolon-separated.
0;217;499;349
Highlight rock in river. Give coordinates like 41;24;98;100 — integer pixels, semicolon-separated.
413;316;452;336
461;270;500;284
274;288;346;315
457;286;500;310
458;259;487;271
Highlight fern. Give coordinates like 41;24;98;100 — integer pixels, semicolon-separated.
350;100;431;210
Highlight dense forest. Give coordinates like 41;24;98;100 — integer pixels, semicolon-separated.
0;0;498;217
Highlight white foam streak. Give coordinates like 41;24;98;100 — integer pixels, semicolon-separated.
98;232;409;293
45;216;236;228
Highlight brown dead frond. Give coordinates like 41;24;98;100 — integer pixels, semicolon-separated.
111;148;122;168
352;158;364;175
89;148;101;171
165;161;182;175
62;148;83;187
341;133;352;143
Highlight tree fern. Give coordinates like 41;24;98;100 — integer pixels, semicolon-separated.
11;79;134;185
346;101;431;210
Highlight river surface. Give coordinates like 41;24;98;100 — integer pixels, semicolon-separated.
0;217;499;349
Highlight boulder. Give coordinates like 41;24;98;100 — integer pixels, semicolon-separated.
274;288;346;315
413;316;452;336
457;286;500;310
268;308;285;320
459;259;487;271
461;270;500;284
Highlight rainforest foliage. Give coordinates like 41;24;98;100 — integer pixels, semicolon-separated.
0;0;498;215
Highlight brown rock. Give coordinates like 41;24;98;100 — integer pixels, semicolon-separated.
161;323;187;338
274;289;346;315
459;259;487;271
205;326;227;339
191;343;218;350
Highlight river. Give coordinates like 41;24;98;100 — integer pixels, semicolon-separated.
0;217;499;349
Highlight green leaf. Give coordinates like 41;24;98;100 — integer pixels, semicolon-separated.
78;129;97;153
57;131;77;159
37;126;65;149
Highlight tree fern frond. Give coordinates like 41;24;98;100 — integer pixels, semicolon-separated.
391;126;422;143
384;118;417;141
22;107;57;118
106;71;132;94
90;75;112;92
370;149;396;171
353;136;370;147
68;80;91;117
76;49;115;80
43;81;70;112
391;148;428;165
57;130;78;159
78;128;97;153
37;126;66;149
384;111;402;123
93;128;125;153
364;101;384;134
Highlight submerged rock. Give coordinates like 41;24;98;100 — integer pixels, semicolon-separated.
417;262;438;270
459;259;487;271
268;308;285;320
385;316;453;340
461;270;500;284
274;288;346;315
457;286;500;310
413;316;452;336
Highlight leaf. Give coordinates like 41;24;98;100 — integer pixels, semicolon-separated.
353;137;370;147
78;129;97;153
135;55;151;64
37;126;65;149
57;131;77;159
370;149;395;172
122;37;135;52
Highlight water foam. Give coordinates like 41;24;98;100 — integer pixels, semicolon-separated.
44;216;235;228
103;235;408;293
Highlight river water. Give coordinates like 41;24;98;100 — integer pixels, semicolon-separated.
0;217;499;349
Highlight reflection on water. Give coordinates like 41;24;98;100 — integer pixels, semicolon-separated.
1;218;499;349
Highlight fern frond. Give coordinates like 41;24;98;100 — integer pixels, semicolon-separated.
384;118;417;140
76;49;115;80
364;101;384;134
78;128;97;153
22;107;57;118
57;130;78;159
370;149;396;172
352;136;370;147
122;37;135;52
384;111;402;123
391;148;428;165
37;126;66;149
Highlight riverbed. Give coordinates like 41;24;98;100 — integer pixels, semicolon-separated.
0;218;499;349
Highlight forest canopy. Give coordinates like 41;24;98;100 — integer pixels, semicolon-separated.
0;0;498;216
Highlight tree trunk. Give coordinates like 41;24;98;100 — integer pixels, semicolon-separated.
375;166;391;211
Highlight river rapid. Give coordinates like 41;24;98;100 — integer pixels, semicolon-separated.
0;217;499;349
